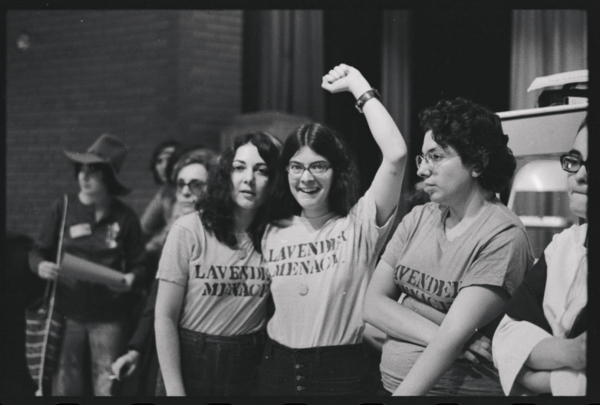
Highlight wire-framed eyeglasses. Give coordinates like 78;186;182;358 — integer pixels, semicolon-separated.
560;154;588;174
415;152;459;170
286;162;332;176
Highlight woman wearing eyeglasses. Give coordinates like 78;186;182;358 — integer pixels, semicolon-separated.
364;97;533;396
492;118;588;396
154;132;281;396
256;64;407;396
110;146;217;394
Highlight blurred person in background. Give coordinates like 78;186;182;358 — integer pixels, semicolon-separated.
29;133;147;396
140;140;181;273
111;145;218;395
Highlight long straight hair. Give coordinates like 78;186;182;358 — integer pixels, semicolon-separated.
268;123;360;222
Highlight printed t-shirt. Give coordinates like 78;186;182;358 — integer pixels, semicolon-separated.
262;190;395;349
379;200;532;394
157;212;271;336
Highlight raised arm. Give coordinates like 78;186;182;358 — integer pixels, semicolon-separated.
393;285;509;395
155;279;186;396
322;64;407;226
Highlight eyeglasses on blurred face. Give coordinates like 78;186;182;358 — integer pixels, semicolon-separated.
177;179;206;196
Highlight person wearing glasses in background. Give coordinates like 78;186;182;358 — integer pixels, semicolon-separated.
492;118;588;396
111;146;217;395
364;98;533;396
257;64;407;396
155;133;281;396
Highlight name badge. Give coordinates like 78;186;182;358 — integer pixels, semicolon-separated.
69;223;92;239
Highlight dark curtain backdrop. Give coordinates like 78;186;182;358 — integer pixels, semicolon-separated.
510;10;588;110
409;8;512;202
243;10;325;123
508;10;588;258
243;9;511;209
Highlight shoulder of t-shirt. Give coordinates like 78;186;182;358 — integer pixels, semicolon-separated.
267;216;296;230
405;202;438;222
485;200;528;233
171;211;204;234
548;223;587;252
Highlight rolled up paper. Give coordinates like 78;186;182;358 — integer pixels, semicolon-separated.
60;253;127;287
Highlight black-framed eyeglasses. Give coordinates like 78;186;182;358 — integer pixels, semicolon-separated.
286;162;331;176
177;179;206;195
560;154;588;174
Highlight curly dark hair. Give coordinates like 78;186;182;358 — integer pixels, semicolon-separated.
150;140;181;184
198;132;280;253
268;123;360;221
419;97;516;193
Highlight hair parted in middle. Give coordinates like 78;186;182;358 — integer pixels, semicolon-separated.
170;146;218;184
198;131;281;253
419;97;516;193
268;123;360;222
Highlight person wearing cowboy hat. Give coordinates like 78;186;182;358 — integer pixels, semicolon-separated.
29;133;148;396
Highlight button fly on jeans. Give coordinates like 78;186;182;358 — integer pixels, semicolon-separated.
297;386;305;391
295;364;303;369
296;375;304;380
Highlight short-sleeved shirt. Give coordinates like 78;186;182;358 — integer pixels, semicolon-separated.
29;193;147;321
262;191;395;349
157;212;271;336
379;200;532;394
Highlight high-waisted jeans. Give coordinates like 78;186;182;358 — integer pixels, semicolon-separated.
256;337;375;396
178;328;265;396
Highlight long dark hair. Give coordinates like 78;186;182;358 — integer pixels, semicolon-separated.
198;132;280;253
73;162;129;196
150;140;181;184
268;123;360;221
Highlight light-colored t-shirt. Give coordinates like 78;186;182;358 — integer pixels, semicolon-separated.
379;200;532;394
157;212;271;336
262;191;395;349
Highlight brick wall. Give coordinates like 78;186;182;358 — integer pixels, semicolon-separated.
7;10;243;238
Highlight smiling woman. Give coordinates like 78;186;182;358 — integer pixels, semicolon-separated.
257;63;408;396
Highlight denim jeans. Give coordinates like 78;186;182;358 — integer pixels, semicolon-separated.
178;328;265;396
256;337;375;396
52;317;128;396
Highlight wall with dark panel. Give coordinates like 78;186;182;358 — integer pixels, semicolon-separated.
6;10;242;238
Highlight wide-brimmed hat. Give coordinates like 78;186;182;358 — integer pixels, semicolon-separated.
64;133;130;195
